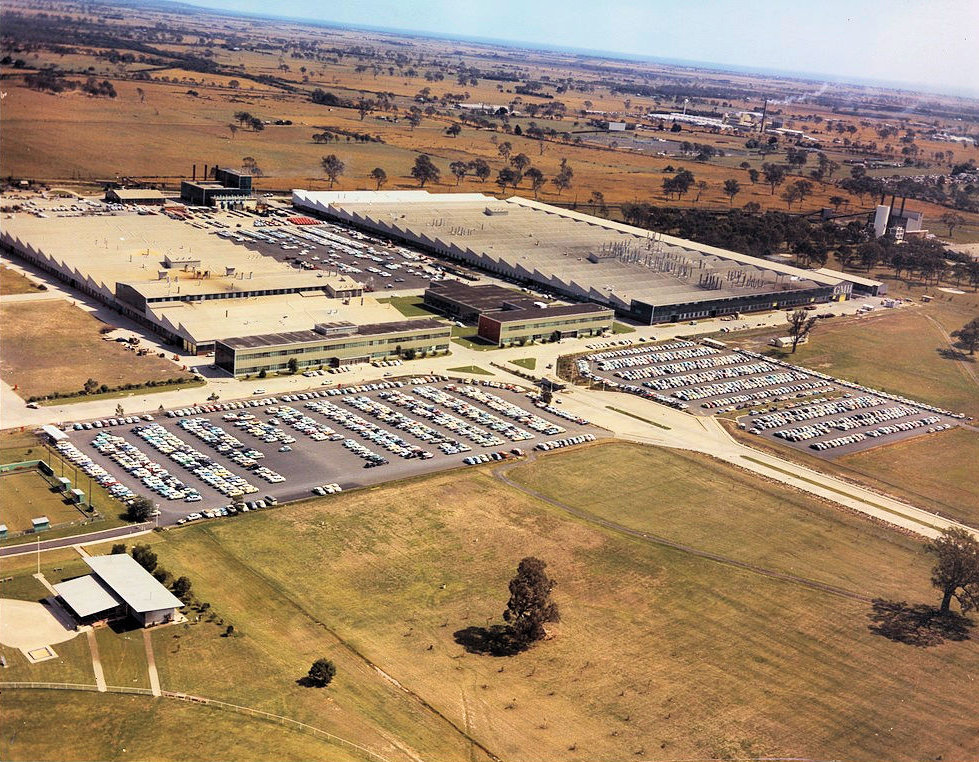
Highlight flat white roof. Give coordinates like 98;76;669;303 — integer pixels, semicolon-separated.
85;554;184;613
40;424;68;441
54;575;123;618
813;268;885;288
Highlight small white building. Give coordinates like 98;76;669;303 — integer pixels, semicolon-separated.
55;554;184;627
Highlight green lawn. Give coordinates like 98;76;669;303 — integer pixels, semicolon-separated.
375;295;440;318
96;626;151;690
509;357;537;370
67;448;979;762
446;365;494;376
0;470;86;533
611;322;636;334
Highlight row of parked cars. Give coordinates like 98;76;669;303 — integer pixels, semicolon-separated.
772;405;920;442
309;399;435;461
55;439;137;504
535;434;597;451
642;362;775;391
448;384;567;435
612;352;742;382
178;418;266;470
72;414;154;431
744;395;885;431
462;449;523;466
133;423;259;499
94;431;200;503
177;496;279;525
312;483;343;495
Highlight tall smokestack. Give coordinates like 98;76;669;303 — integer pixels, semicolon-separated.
204;164;208;179
899;196;907;217
192;164;197;181
759;99;768;134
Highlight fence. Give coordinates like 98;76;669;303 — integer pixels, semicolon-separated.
0;682;393;762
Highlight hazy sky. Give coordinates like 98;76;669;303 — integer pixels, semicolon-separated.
179;0;979;97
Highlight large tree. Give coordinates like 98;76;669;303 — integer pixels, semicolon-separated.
320;154;345;188
503;557;560;646
787;309;818;353
410;154;440;187
524;167;546;198
131;544;158;573
449;161;468;185
951;317;979;355
723;178;741;205
762;162;786;195
927;528;979;613
369;167;387;190
126;496;154;523
306;658;337;687
468;158;491;183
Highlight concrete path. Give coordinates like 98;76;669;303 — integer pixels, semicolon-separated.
32;573;58;596
86;629;107;692
143;630;162;697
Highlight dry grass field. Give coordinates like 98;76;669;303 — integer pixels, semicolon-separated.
0;469;85;532
0;265;43;295
0;444;969;761
2;0;977;237
0;300;194;400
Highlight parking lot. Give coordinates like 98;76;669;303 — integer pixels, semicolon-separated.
62;376;601;524
577;339;967;458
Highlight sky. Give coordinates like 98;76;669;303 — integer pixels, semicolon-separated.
176;0;979;98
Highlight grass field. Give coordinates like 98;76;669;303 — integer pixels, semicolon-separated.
0;470;86;532
5;444;961;761
0;300;194;401
0;265;43;295
510;357;537;370
0;692;366;762
610;322;636;334
96;626;151;690
446;365;493;375
731;300;979;421
374;295;441;318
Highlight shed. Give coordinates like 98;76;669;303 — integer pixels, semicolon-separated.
40;424;68;443
32;516;50;531
57;477;72;492
0;524;7;538
70;488;86;504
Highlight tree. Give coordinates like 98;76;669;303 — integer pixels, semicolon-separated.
496;167;520;191
829;195;846;212
762;163;786;195
792;179;815;202
131;544;158;573
228;123;238;140
781;184;803;210
503;557;560;646
497;141;512;161
111;543;127;555
951;317;979;355
940;212;965;237
510;153;531;173
723;179;741;205
306;658;337;687
410;154;440;187
926;528;979;613
83;378;100;395
551;159;574;195
524;167;546;198
695;180;708;202
370;167;387;190
449;161;468;185
287;357;299;374
787;309;818;353
857;241;882;271
748;168;760;185
743;201;761;214
469;158;491;183
171;576;193;601
445;123;461;137
320;154;345;188
126;496;154;523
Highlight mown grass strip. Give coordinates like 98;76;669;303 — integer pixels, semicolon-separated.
605;406;671;430
740;455;943;531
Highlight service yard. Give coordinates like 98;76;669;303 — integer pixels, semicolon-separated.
577;338;968;459
61;376;602;524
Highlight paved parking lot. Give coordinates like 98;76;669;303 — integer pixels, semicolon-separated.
63;376;601;524
577;339;967;459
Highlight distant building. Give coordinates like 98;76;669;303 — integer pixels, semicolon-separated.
424;281;539;323
53;554;184;628
105;188;166;205
873;204;926;240
181;166;253;208
607;121;627;132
